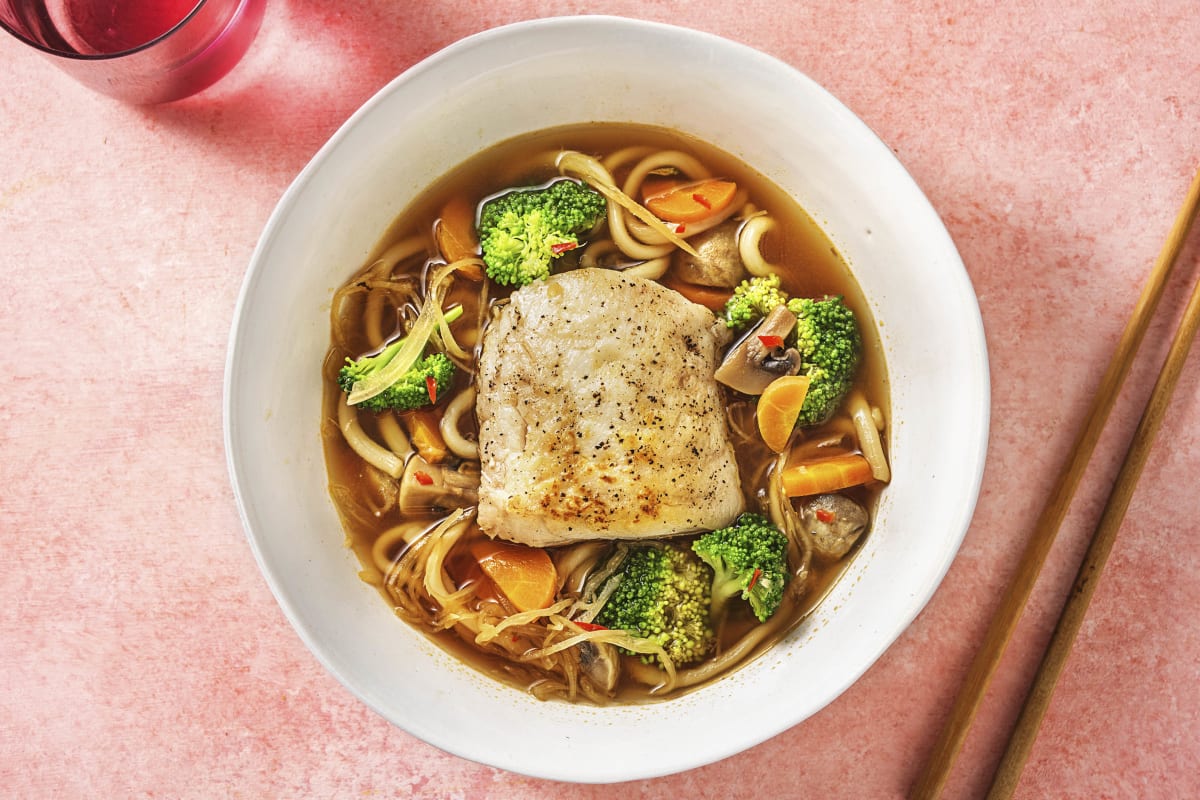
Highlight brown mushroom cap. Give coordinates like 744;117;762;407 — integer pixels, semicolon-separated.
713;305;803;395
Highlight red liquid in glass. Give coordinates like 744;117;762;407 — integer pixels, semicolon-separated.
34;0;199;54
4;0;267;102
12;0;200;54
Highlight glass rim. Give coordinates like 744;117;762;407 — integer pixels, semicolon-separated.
0;0;208;61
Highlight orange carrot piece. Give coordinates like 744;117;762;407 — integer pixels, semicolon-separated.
639;175;686;202
781;453;875;497
468;539;558;612
757;375;811;452
405;408;449;464
434;195;480;264
659;271;734;311
645;178;738;223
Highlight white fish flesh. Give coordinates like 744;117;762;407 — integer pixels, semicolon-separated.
475;267;745;547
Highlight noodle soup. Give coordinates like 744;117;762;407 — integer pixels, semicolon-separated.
321;123;889;704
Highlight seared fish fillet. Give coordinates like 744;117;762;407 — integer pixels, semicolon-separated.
475;267;745;547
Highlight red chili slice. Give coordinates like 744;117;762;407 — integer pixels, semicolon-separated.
758;334;785;349
550;241;578;255
747;568;763;591
815;508;836;523
413;471;434;486
425;374;438;404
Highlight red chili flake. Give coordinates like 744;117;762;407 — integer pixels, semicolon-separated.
574;621;607;632
413;471;434;486
425;374;438;404
692;192;712;209
675;224;687;234
747;568;763;591
758;334;785;349
815;508;836;523
550;241;578;255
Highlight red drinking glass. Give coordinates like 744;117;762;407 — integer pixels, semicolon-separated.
0;0;266;104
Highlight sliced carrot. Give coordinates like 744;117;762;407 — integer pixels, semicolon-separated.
781;453;875;497
757;375;811;452
659;270;734;311
639;174;686;202
468;538;558;612
645;178;738;223
404;408;449;464
434;195;480;264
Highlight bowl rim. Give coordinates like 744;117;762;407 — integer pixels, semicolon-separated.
224;14;990;782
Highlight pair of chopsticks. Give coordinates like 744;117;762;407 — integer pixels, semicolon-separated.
911;164;1200;800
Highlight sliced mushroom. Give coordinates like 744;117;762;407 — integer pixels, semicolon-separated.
672;220;746;288
577;640;621;695
714;305;803;395
397;455;480;515
801;493;869;560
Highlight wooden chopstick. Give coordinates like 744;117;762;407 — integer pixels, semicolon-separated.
985;187;1200;799
910;164;1200;800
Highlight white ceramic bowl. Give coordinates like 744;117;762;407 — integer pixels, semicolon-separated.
224;15;989;783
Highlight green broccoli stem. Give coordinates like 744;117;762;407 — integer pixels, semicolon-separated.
708;575;742;631
709;577;739;619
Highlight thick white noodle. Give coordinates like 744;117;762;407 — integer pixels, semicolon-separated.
376;412;414;459
621;256;671;280
371;521;430;573
848;390;890;482
440;385;479;460
337;395;405;478
607;199;675;260
579;239;619;269
601;145;656;173
739;213;778;277
620;150;711;195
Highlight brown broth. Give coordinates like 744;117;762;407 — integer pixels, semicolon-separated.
321;123;889;703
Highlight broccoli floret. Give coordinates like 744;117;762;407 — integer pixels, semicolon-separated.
595;543;716;668
337;306;462;413
790;295;861;426
478;179;607;287
338;352;455;413
722;273;862;425
692;513;790;624
722;274;789;330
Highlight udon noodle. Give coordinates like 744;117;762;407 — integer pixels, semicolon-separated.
321;124;890;704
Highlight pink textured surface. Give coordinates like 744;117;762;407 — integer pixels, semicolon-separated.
2;2;1198;798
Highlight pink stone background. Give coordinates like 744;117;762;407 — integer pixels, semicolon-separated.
2;2;1198;798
